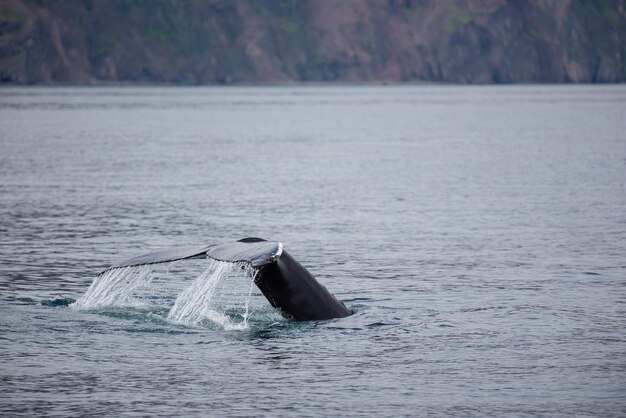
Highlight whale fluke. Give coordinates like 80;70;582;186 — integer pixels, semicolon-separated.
105;245;215;271
99;238;352;321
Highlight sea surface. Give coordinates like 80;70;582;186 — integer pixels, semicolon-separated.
0;85;625;417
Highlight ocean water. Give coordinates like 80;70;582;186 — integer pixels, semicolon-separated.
0;85;624;416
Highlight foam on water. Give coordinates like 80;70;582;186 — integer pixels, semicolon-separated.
72;259;262;330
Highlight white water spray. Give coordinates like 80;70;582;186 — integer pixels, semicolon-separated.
72;259;265;330
72;264;162;309
167;260;258;330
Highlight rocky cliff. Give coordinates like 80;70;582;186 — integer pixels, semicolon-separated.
1;0;624;84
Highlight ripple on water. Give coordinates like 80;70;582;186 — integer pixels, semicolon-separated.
1;86;625;416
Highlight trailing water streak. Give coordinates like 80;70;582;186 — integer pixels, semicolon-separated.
72;259;261;330
167;260;258;330
72;264;159;309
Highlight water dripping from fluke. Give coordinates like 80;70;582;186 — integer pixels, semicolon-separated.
72;259;263;331
72;237;353;329
166;260;259;331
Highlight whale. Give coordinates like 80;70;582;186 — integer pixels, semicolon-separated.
102;238;352;321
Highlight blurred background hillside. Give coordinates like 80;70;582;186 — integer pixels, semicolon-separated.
1;0;624;84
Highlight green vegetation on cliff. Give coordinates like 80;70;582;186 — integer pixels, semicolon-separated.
0;0;624;84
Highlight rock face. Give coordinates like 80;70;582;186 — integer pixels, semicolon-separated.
1;0;624;84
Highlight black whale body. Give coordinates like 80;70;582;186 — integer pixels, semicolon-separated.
103;237;352;321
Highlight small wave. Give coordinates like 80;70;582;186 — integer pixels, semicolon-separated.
41;297;75;307
4;296;38;305
366;321;400;328
341;297;373;303
3;295;76;307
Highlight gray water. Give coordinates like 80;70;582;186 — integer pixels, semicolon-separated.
0;85;625;417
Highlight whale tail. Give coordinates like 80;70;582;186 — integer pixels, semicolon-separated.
100;238;352;321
